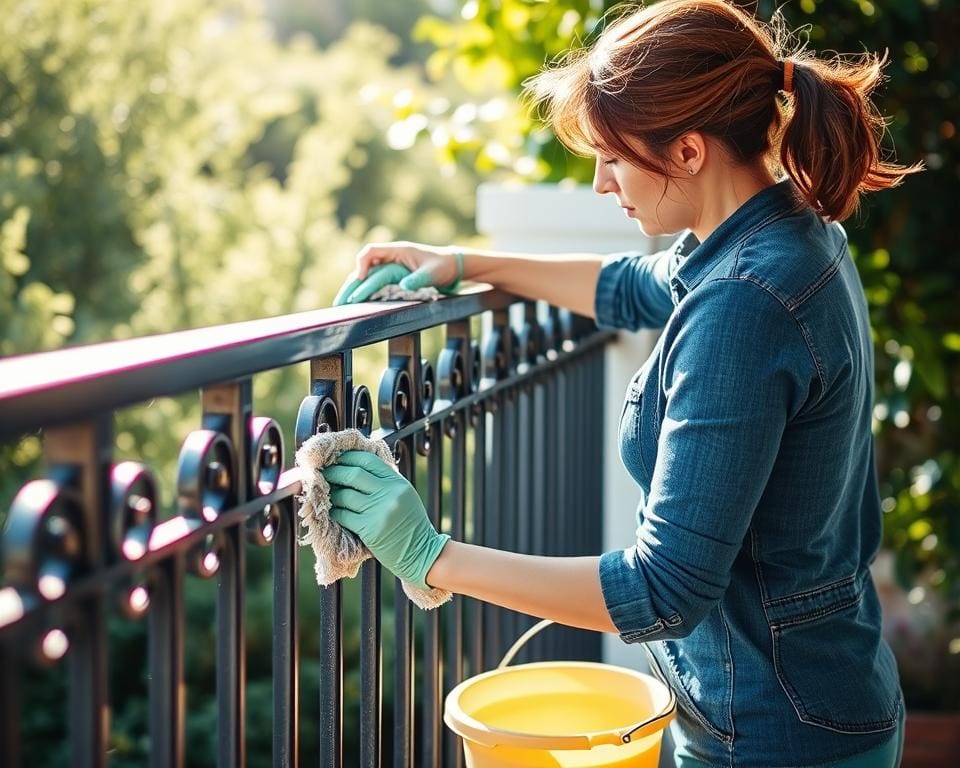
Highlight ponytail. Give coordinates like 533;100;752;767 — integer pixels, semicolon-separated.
780;53;923;221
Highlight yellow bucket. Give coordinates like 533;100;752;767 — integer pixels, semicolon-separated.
444;619;676;767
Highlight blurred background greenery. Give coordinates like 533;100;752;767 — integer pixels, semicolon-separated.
0;0;957;763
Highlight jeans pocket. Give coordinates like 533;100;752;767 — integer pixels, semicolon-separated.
769;586;900;734
646;641;734;745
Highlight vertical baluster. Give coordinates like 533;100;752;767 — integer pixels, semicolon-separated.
70;595;108;768
444;411;467;768
469;403;486;682
519;386;533;564
543;354;559;663
393;437;416;768
577;354;589;661
572;359;584;679
438;319;470;768
501;388;517;659
217;527;245;766
525;380;536;653
273;497;299;768
574;355;587;660
421;421;443;768
359;557;381;768
44;421;111;768
318;582;343;768
570;362;580;563
297;358;352;768
380;334;424;768
530;379;547;663
150;554;186;768
0;637;20;767
557;363;570;659
485;397;503;670
203;382;251;768
591;346;605;662
356;375;382;768
595;346;606;556
508;385;526;659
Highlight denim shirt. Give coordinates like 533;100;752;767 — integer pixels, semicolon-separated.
595;180;902;767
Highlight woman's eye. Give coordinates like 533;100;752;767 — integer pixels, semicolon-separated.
602;158;617;166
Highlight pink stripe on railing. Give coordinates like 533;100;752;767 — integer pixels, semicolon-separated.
0;303;412;401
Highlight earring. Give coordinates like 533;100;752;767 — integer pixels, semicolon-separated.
688;168;695;175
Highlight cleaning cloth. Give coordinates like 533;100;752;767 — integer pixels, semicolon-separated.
295;427;452;610
368;284;441;302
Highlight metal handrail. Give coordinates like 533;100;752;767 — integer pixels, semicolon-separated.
0;285;518;440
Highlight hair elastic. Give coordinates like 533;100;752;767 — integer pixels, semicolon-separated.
780;58;795;94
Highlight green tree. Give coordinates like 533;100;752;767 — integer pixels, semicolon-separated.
0;0;476;763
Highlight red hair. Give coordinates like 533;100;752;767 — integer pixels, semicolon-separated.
524;0;922;221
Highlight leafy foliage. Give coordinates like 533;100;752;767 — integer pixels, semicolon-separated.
0;0;476;763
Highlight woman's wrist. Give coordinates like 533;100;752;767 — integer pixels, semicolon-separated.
444;245;469;285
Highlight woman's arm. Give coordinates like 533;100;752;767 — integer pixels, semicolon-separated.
461;249;605;318
425;539;618;634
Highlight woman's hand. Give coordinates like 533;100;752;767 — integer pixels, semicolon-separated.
321;450;450;590
333;241;462;305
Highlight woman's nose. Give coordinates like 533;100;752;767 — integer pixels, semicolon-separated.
592;161;616;195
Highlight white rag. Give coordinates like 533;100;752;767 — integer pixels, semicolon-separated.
295;428;452;610
368;284;441;302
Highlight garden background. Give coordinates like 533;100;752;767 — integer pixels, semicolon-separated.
0;0;957;764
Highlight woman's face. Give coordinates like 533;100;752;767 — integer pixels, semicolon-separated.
592;149;693;237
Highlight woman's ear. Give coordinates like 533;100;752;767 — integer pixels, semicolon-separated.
671;132;707;176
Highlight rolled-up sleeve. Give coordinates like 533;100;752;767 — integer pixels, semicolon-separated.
598;278;815;642
593;232;698;331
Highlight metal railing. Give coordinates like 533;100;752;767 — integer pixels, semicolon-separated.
0;286;611;767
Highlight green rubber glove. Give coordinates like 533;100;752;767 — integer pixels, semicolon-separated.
333;263;410;306
333;252;464;305
321;450;450;590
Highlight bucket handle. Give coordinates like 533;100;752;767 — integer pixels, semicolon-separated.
497;618;677;746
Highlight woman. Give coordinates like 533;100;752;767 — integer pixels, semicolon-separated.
326;1;921;764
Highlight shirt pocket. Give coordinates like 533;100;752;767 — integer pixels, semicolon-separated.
766;576;901;734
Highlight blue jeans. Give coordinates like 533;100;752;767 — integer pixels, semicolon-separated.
673;701;905;767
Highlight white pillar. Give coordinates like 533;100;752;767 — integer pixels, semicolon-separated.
475;182;668;672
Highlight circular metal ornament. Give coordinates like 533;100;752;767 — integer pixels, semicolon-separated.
416;427;432;457
469;402;483;428
420;358;436;416
37;627;70;665
295;394;339;449
176;429;236;523
246;503;280;547
110;461;158;562
444;412;460;439
378;366;413;430
250;416;284;496
392;439;412;476
438;346;466;402
3;479;86;601
187;532;222;579
352;384;373;436
482;329;508;383
118;580;151;620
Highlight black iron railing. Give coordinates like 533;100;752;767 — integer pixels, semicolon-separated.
0;286;610;767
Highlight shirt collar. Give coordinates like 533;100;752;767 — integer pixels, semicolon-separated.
670;179;805;301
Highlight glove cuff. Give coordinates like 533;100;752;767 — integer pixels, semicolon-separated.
441;249;464;293
415;532;452;591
